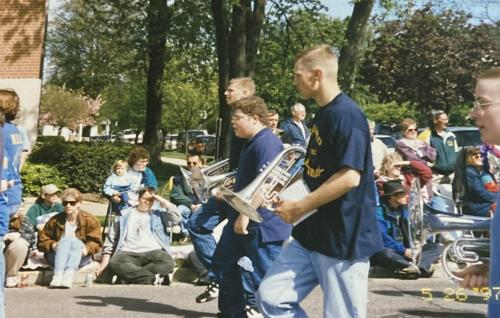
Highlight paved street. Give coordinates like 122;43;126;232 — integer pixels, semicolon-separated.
6;276;487;318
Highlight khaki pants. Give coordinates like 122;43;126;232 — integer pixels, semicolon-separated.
5;238;29;277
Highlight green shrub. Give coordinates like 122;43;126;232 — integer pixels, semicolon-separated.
29;140;134;193
21;162;67;196
35;135;66;144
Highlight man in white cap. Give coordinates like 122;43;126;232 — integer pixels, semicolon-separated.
25;184;64;230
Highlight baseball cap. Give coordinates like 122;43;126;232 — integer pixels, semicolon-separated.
41;184;60;196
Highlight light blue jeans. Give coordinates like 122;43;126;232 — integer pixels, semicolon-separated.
45;237;90;272
257;239;370;318
178;205;193;236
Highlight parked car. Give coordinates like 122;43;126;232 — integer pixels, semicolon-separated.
188;135;216;155
374;134;396;153
89;135;115;142
164;133;178;151
118;129;143;144
448;127;481;149
177;129;208;152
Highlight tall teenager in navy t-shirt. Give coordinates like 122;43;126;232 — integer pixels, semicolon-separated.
190;78;258;306
455;67;500;317
212;96;291;317
257;45;383;318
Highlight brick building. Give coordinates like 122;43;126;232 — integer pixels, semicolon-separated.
0;0;48;145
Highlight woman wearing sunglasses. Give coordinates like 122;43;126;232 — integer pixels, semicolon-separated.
395;118;436;165
37;188;102;288
458;147;498;217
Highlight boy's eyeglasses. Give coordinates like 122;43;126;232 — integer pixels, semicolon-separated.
473;101;500;110
62;201;78;206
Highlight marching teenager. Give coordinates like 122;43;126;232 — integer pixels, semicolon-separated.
257;44;383;318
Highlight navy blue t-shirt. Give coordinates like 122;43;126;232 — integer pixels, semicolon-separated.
292;93;383;260
227;127;291;243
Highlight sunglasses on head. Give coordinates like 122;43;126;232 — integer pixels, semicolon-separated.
62;201;78;206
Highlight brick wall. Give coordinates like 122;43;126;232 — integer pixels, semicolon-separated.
0;0;48;79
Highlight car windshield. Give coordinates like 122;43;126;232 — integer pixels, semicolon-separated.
453;130;482;147
379;136;396;148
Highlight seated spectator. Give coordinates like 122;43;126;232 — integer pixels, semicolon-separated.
371;180;443;278
4;206;36;287
170;153;203;241
377;152;433;197
455;147;498;217
127;147;158;203
101;187;180;285
368;120;388;175
103;160;134;213
396;118;436;165
37;188;102;288
25;184;64;230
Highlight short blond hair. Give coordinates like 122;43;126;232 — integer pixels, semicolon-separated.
112;160;128;173
228;77;256;96
295;44;338;77
380;152;403;177
61;188;83;203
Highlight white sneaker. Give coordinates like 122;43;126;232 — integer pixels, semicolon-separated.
60;271;74;289
5;276;18;288
245;305;263;318
153;273;164;286
50;272;63;288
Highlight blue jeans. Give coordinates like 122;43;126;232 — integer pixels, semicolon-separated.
178;205;193;236
187;196;224;272
45;237;91;272
257;239;370;318
212;223;283;317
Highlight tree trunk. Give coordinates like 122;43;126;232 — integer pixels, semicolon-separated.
338;0;375;94
245;0;266;77
212;0;230;159
143;0;169;163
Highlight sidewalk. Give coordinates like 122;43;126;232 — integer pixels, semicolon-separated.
161;156;185;166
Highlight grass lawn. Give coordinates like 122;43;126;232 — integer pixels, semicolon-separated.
161;151;215;164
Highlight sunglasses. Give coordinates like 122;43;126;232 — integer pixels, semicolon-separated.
62;201;78;206
405;128;417;132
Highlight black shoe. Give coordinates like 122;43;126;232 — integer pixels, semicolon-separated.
195;281;219;303
196;272;211;286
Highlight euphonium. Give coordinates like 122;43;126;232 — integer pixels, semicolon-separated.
221;145;306;223
181;159;236;202
407;178;490;281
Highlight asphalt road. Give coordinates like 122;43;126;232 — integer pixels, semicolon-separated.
6;277;487;318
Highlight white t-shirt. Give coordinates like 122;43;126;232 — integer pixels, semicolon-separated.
121;209;162;253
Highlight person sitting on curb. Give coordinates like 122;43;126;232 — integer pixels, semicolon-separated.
37;188;102;288
4;205;36;288
100;187;180;285
371;180;443;279
170;152;204;242
25;184;64;231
